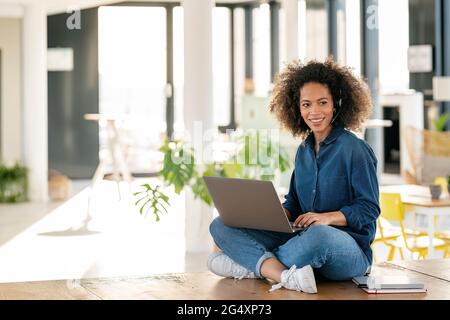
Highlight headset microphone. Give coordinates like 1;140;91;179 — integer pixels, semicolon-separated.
332;97;342;123
331;109;340;123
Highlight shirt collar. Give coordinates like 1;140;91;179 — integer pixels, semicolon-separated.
304;126;345;147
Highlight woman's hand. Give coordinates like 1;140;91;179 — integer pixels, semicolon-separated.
294;211;347;228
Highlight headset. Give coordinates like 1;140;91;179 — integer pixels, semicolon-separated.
331;91;342;124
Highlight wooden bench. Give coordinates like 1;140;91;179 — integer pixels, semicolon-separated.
1;259;450;300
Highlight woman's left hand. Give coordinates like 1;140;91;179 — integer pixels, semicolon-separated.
294;212;331;228
293;211;347;228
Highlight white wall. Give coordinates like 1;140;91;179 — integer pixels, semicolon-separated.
0;18;22;163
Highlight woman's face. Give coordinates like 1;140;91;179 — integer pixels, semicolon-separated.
299;82;335;137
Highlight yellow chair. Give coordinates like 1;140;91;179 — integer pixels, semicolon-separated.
379;193;449;260
373;215;428;262
430;177;450;251
374;217;428;261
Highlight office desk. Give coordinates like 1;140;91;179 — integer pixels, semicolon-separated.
380;184;450;257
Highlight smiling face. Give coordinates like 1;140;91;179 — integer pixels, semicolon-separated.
299;82;335;141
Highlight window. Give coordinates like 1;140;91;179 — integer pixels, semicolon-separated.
345;0;361;75
212;7;232;126
98;6;167;172
379;0;410;92
173;6;184;135
253;3;271;96
305;0;328;61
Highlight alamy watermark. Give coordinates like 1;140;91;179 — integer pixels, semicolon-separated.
169;121;283;171
66;6;81;30
366;3;379;30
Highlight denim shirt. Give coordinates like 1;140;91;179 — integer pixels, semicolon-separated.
282;126;380;264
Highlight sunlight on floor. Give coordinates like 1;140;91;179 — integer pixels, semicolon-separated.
0;178;209;283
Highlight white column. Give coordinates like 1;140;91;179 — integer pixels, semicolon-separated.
281;0;298;64
22;4;48;202
182;0;214;252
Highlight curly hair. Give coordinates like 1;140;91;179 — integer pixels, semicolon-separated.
269;57;372;139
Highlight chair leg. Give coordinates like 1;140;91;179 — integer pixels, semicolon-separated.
419;250;427;260
387;246;396;261
399;248;405;260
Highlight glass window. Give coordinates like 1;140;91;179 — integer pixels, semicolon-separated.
379;0;410;92
212;7;231;126
345;0;361;75
305;0;328;61
173;6;184;135
234;8;246;124
98;6;167;173
253;4;271;96
298;0;307;62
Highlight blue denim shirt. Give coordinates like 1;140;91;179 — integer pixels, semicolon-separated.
282;126;380;264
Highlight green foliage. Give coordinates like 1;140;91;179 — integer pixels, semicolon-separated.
134;133;291;221
228;131;290;181
0;162;28;203
133;184;170;222
159;140;195;194
433;112;449;131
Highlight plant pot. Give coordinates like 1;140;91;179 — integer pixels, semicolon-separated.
429;184;442;200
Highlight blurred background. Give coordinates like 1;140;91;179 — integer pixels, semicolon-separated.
0;0;449;284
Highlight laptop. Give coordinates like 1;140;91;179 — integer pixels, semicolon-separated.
203;176;305;233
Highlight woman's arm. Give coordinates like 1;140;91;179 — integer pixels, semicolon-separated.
339;160;380;232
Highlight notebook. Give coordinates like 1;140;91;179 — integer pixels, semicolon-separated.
360;287;427;294
352;275;427;294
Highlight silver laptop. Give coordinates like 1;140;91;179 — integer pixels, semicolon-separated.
203;176;305;233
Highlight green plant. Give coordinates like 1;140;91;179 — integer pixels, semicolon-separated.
133;184;170;222
433;112;449;131
134;132;291;221
0;162;28;203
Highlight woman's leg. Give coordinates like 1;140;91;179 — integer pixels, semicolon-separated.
275;224;370;280
209;217;295;277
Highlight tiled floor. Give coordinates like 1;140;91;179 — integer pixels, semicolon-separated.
0;173;447;284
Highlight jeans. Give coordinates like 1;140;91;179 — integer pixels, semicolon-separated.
209;217;370;280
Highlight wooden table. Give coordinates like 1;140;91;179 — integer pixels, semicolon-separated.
387;258;450;282
380;184;450;257
1;259;450;300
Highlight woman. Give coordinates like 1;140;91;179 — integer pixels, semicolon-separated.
207;58;380;293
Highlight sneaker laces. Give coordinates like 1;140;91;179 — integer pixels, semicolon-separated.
268;265;298;292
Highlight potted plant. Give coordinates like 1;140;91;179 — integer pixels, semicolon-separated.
433;112;449;132
134;132;291;221
0;162;28;203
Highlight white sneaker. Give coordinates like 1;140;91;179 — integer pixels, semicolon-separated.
207;252;257;280
269;265;317;294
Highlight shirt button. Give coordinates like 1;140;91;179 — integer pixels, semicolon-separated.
312;189;316;193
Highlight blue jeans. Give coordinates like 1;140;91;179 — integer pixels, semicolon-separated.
209;217;370;280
